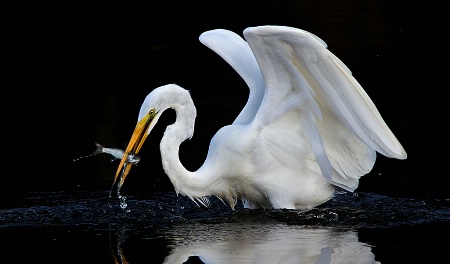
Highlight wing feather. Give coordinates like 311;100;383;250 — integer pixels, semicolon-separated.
244;26;406;191
199;29;265;125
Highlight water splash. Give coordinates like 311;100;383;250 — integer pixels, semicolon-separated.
118;195;128;211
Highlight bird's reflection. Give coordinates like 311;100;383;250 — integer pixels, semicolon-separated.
108;226;130;264
110;223;379;264
162;222;379;264
110;219;379;264
108;221;379;264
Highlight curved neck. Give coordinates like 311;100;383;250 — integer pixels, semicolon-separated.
160;123;192;194
158;90;202;198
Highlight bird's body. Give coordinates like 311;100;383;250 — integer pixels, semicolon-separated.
114;26;406;210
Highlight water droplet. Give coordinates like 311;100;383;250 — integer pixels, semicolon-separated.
119;195;128;210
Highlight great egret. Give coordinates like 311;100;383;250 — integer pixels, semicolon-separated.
112;26;406;210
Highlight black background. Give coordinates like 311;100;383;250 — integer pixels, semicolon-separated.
3;1;446;200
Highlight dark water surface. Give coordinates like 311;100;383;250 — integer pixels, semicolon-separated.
1;191;448;263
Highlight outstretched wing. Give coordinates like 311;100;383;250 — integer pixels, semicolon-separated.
244;26;406;191
199;29;265;125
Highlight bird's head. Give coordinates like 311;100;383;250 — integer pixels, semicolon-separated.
111;107;158;194
111;84;195;194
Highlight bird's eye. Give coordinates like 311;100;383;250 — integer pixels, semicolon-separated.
149;109;156;115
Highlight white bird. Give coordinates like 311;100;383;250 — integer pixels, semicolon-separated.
112;25;407;210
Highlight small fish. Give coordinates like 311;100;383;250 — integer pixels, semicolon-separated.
74;142;141;165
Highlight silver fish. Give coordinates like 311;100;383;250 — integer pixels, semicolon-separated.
74;142;141;165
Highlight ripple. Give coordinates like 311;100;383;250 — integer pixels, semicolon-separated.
0;191;449;229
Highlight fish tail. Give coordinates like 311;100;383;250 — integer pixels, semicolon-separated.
73;142;104;162
93;141;104;155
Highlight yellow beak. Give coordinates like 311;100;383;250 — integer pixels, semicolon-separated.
112;109;157;191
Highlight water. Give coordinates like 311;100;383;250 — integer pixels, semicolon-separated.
1;191;448;263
